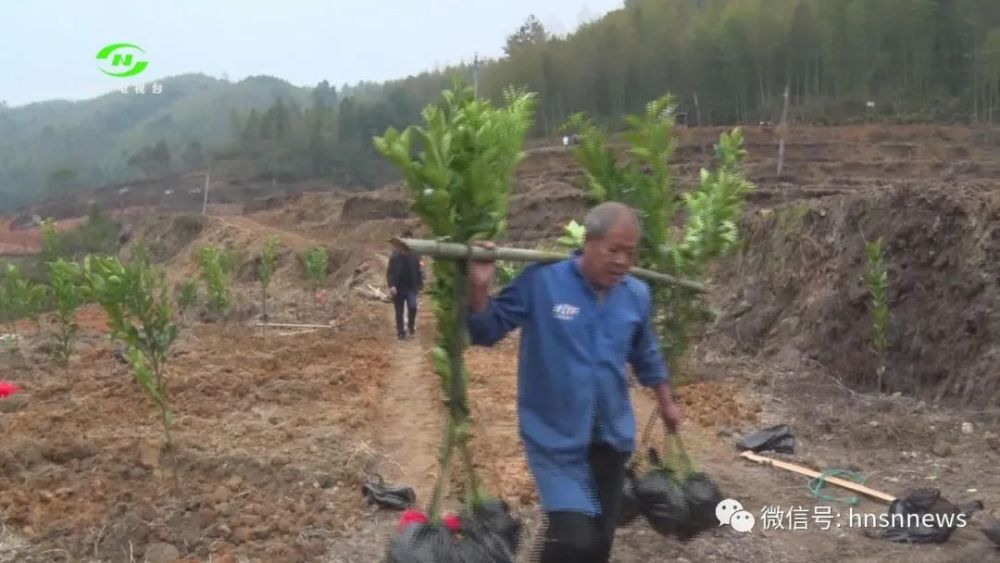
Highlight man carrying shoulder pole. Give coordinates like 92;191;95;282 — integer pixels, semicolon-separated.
465;201;681;563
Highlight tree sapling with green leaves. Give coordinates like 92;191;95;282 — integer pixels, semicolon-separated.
47;259;85;368
41;218;59;262
564;95;754;378
496;220;585;285
84;254;181;488
302;245;328;294
863;237;889;393
0;264;47;358
175;279;197;319
197;245;232;314
375;81;536;522
258;235;279;322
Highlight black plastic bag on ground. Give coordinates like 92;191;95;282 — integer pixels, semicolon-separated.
363;474;417;510
880;488;965;544
736;424;796;454
982;523;1000;547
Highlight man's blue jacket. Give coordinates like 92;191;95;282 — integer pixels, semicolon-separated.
466;253;669;515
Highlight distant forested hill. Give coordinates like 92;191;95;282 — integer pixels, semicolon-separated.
482;0;1000;130
0;74;311;209
5;0;1000;210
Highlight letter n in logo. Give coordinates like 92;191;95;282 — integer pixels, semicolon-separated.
112;53;133;67
97;43;148;78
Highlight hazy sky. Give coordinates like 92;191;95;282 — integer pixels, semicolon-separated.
1;0;623;108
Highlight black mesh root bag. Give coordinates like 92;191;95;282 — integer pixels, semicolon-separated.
386;499;522;563
617;465;643;527
386;523;455;563
681;470;724;534
456;498;522;560
634;450;692;538
633;432;724;541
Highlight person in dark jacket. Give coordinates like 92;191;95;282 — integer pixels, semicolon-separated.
386;231;424;339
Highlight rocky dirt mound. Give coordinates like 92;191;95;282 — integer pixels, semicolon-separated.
123;213;208;263
340;187;410;222
710;183;1000;406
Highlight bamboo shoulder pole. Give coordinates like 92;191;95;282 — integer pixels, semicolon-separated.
391;237;707;293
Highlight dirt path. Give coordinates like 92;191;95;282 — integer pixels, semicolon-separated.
217;212;447;506
373;304;443;510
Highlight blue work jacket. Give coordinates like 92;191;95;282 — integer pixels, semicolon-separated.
466;253;669;514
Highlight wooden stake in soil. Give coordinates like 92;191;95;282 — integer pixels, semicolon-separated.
776;83;790;176
390;238;707;293
202;167;211;215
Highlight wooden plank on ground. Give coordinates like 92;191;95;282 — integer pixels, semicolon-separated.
254;322;334;329
739;450;897;504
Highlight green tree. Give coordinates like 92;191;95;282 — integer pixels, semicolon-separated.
787;0;824;102
0;265;47;357
564;95;754;378
258;235;279;321
982;27;1000;121
175;279;197;319
152;141;171;174
47;259;85;368
40;217;59;262
197;245;232;314
83;254;181;488
128;142;171;178
505;15;549;55
302;246;328;292
863;237;889;392
181;141;205;170
375;80;537;521
46;168;78;198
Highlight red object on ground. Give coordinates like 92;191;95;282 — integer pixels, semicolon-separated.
0;381;20;398
397;509;462;533
442;513;461;532
398;508;429;531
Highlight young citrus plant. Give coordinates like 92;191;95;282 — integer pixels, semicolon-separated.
863;237;889;392
0;264;47;359
258;235;280;322
41;218;60;262
302;246;328;293
375;80;536;520
197;245;232;314
47;259;85;368
84;254;181;487
175;279;197;322
564;96;754;377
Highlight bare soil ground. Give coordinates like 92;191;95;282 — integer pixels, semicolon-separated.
3;124;1000;562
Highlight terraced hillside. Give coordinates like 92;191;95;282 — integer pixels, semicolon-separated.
2;124;1000;563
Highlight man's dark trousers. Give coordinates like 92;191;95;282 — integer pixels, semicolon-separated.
538;442;629;562
393;291;417;338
